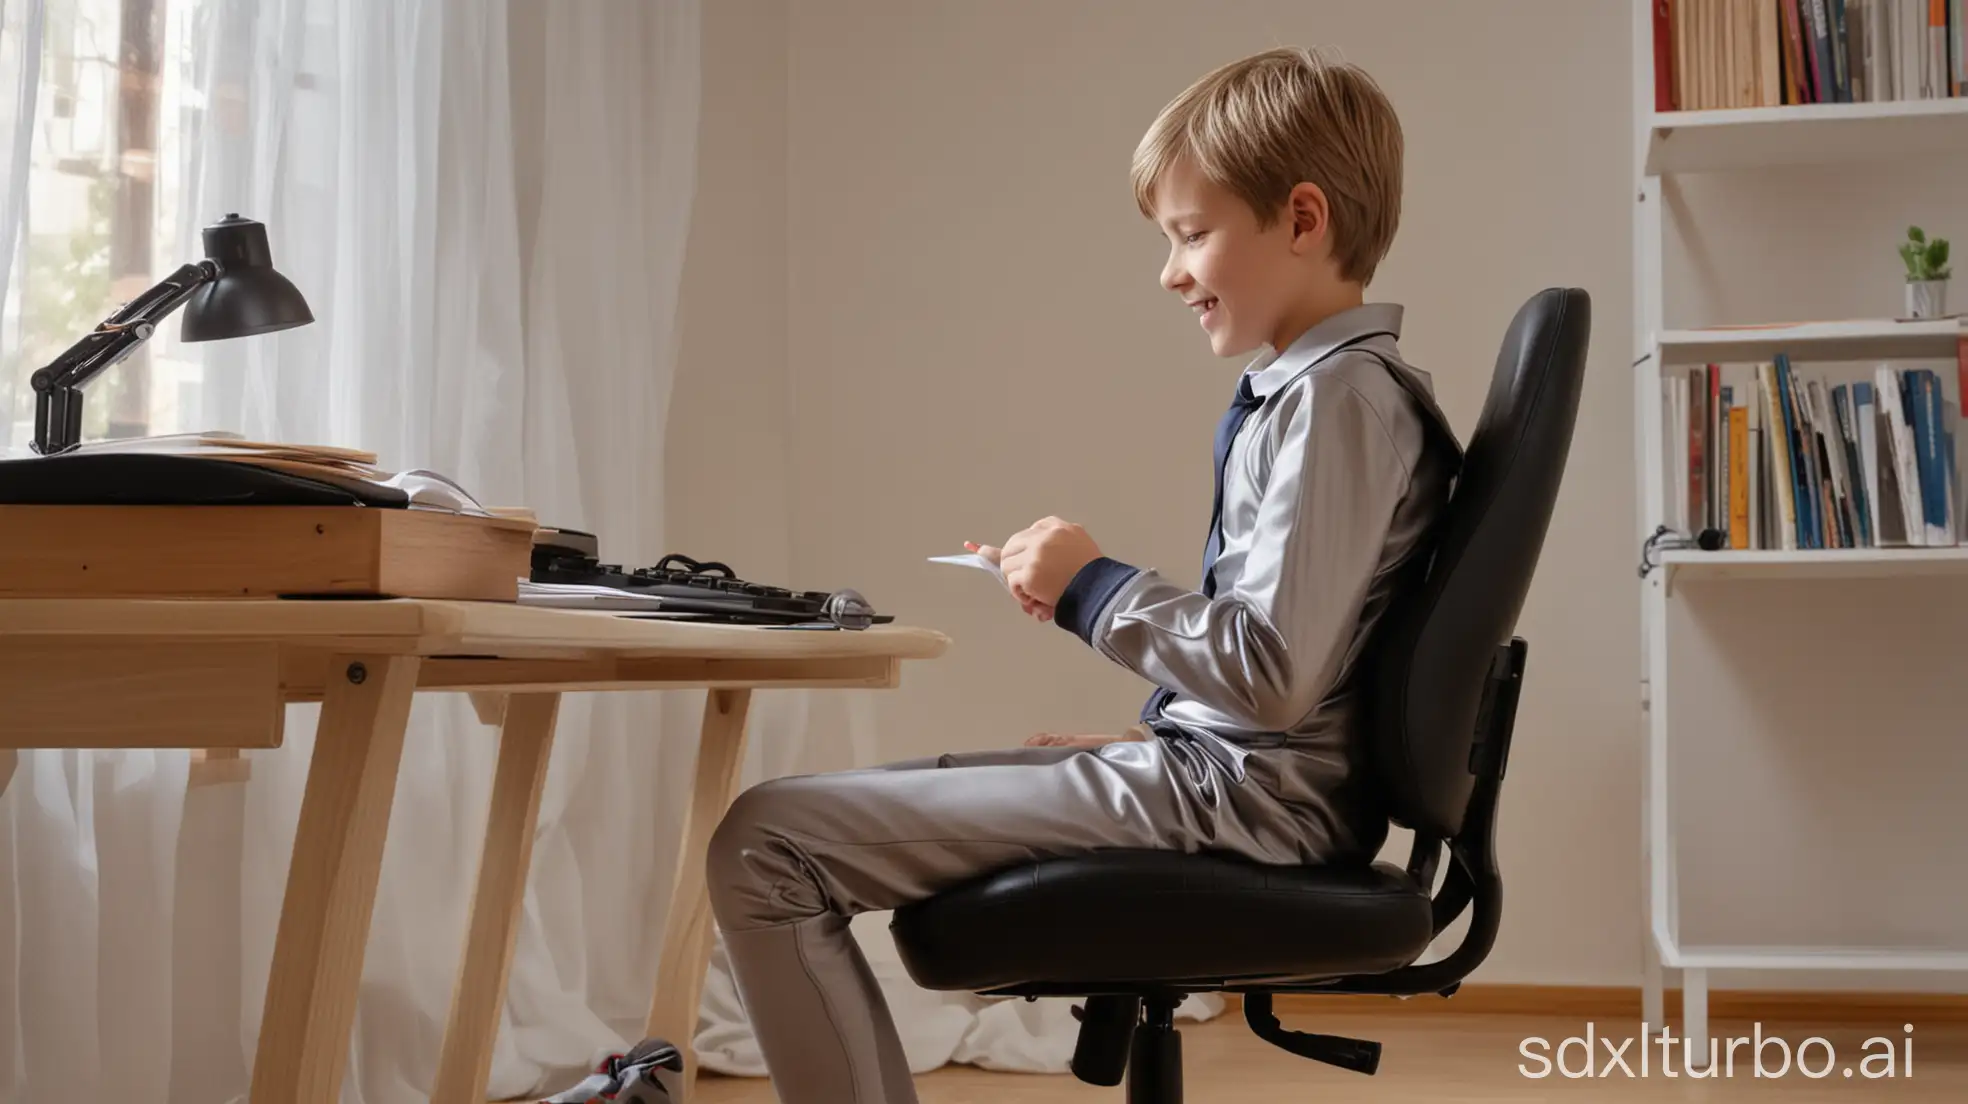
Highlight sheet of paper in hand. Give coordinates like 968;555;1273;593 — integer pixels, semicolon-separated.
927;551;1008;589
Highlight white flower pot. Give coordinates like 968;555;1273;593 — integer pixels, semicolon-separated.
1905;278;1948;319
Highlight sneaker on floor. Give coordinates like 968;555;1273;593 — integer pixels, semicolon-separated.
538;1037;684;1103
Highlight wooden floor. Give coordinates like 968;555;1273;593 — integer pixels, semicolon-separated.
694;1009;1968;1101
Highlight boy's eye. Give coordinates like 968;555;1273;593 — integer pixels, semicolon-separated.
1183;231;1206;245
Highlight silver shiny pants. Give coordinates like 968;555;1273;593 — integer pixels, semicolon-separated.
703;735;1336;1104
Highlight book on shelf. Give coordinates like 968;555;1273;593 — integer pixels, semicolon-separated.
1663;336;1968;549
1653;0;1967;111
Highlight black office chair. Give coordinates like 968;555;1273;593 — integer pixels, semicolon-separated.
889;287;1591;1102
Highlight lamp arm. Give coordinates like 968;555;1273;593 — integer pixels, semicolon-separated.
29;260;218;454
34;260;217;392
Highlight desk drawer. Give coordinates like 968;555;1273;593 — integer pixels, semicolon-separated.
0;505;533;600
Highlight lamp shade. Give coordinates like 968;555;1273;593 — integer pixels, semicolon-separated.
180;214;314;342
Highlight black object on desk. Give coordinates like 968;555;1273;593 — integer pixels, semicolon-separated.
0;452;408;507
29;214;313;456
530;533;893;629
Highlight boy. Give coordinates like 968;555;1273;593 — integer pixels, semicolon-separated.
704;45;1460;1104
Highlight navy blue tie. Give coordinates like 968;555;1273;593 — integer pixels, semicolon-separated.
1141;372;1265;723
1199;372;1263;598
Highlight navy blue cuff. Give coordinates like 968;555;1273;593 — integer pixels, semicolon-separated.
1054;556;1140;646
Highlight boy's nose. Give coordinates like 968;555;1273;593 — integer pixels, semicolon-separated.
1160;257;1187;293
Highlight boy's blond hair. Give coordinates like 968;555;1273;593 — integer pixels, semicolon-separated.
1132;46;1402;285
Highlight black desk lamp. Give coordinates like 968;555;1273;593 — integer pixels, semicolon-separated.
28;214;313;455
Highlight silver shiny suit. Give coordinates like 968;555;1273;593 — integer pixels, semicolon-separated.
705;302;1462;1104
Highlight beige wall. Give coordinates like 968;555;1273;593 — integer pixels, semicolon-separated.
669;0;792;589
670;0;1968;993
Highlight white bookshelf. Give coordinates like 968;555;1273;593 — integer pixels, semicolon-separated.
1661;545;1968;586
1658;317;1964;364
1667;945;1968;971
1645;96;1968;173
1628;0;1968;1070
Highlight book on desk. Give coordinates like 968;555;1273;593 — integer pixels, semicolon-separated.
0;435;537;601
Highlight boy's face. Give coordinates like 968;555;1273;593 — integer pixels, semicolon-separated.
1150;155;1317;358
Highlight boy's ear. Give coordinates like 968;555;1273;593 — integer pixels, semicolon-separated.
1286;182;1330;254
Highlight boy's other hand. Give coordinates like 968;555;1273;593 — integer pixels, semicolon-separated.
993;517;1102;609
1025;731;1146;749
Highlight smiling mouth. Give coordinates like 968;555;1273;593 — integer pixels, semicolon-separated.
1190;297;1218;316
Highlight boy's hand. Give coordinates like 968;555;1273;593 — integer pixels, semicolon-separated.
1026;732;1114;748
997;516;1103;607
1026;728;1151;749
964;539;1055;620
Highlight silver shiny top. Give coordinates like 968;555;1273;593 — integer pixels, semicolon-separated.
1075;302;1460;856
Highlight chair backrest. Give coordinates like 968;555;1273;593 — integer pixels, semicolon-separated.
1363;287;1590;841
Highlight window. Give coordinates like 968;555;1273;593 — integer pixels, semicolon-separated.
1;0;208;450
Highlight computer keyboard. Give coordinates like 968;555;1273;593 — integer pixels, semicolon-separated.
529;529;891;629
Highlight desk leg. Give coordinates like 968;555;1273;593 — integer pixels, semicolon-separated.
430;692;562;1104
645;688;752;1098
0;749;13;800
248;655;421;1104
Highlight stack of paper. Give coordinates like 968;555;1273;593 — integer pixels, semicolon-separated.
927;551;1008;589
62;432;498;517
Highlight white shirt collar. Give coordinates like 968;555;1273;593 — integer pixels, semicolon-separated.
1241;302;1405;399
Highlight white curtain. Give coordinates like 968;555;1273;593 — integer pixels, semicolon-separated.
0;1;1147;1099
0;1;717;1100
0;0;36;318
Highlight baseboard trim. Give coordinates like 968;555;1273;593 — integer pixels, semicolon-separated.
1223;985;1968;1024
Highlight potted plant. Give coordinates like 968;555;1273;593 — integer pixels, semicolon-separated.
1899;225;1950;318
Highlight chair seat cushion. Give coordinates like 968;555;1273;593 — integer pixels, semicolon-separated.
888;849;1434;992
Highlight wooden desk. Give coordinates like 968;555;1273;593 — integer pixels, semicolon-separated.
0;597;948;1103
